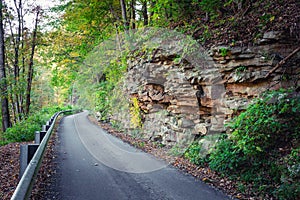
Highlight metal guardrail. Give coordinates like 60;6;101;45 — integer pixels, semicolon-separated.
11;110;72;200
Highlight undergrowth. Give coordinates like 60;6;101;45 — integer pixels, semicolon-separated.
0;106;72;146
185;89;300;199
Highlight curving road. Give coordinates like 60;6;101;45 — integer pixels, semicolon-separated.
52;111;231;200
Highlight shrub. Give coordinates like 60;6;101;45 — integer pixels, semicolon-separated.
207;89;300;198
275;147;300;199
229;89;300;157
1;106;71;145
184;142;203;165
208;134;246;173
184;134;220;166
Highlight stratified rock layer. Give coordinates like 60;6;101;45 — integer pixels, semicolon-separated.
113;30;299;146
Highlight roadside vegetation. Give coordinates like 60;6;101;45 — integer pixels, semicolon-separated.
44;0;299;122
0;105;72;146
184;89;300;199
0;0;299;199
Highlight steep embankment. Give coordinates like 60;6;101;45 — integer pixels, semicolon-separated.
110;30;299;148
103;2;300;199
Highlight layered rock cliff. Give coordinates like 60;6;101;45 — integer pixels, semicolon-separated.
110;29;299;147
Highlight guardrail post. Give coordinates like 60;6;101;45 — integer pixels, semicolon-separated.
20;145;27;178
42;123;50;132
46;121;51;130
34;131;40;144
40;130;47;141
35;131;47;144
12;110;73;200
19;144;39;178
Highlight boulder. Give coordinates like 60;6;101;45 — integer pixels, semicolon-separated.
194;123;207;135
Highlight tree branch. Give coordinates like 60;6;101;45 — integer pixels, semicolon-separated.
265;47;300;78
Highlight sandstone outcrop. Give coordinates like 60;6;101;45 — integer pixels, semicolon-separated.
112;30;299;146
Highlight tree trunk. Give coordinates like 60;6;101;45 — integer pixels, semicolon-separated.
142;0;148;26
0;1;11;131
25;8;39;115
14;0;22;120
130;0;136;29
7;0;24;121
120;0;129;30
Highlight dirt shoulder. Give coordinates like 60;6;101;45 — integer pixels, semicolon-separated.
88;115;251;200
1;114;250;199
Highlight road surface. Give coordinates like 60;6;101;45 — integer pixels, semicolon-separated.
52;111;231;200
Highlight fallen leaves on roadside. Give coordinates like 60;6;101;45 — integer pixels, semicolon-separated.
0;142;31;199
88;116;252;199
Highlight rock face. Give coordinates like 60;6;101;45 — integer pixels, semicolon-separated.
113;30;299;146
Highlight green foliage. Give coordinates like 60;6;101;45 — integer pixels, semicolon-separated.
198;25;211;43
219;47;228;57
94;82;111;120
258;13;275;28
1;106;71;146
76;37;128;120
229;89;300;157
208;134;246;173
275;147;300;199
184;134;221;166
199;0;222;15
207;89;300;198
149;0;193;25
4;115;47;143
235;65;246;75
184;142;207;166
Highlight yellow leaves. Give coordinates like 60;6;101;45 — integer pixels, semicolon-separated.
130;97;143;129
83;29;90;35
202;177;208;182
69;52;80;58
269;15;275;22
61;58;76;65
61;58;71;64
91;20;97;26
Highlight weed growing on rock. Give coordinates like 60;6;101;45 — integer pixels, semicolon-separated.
130;97;143;129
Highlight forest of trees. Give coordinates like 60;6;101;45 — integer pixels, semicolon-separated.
1;0;295;131
1;0;218;132
0;1;299;199
0;0;42;131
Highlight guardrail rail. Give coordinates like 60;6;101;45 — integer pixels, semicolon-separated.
11;110;72;200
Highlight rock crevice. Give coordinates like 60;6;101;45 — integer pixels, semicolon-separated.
113;30;299;146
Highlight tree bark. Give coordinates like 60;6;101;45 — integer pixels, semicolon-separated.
142;0;148;26
130;0;136;29
120;0;129;30
0;1;11;131
13;0;22;120
25;8;40;115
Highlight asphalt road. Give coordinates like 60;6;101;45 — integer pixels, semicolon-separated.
53;111;231;200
